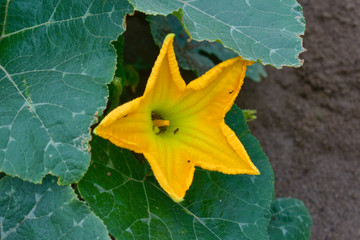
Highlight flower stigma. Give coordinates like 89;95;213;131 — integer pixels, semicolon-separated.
151;111;170;135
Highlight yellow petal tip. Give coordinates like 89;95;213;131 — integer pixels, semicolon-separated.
93;127;98;135
171;196;184;203
165;33;175;40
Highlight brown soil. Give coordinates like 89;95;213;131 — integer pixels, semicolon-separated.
237;0;360;239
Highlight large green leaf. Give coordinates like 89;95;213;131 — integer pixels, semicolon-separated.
268;198;312;240
78;105;274;239
128;0;305;68
147;14;267;81
0;0;133;184
245;61;267;83
0;175;110;240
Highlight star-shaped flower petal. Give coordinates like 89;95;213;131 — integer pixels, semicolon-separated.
94;34;260;202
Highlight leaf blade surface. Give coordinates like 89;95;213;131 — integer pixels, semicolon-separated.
148;14;267;81
0;175;110;240
268;198;312;240
128;0;305;68
0;0;133;184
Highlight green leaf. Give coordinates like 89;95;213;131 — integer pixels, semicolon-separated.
78;105;274;239
268;198;312;240
107;36;126;113
148;14;267;82
0;0;133;184
128;0;305;68
245;62;267;82
148;14;236;76
0;175;110;240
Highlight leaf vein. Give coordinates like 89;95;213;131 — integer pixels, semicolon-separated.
0;0;10;36
0;11;116;40
0;64;76;181
177;0;299;65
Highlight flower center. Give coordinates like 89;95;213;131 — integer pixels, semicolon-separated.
151;111;170;135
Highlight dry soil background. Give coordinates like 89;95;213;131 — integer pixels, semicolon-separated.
238;0;360;239
124;0;360;239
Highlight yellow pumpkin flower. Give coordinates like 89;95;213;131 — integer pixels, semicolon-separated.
94;34;260;202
